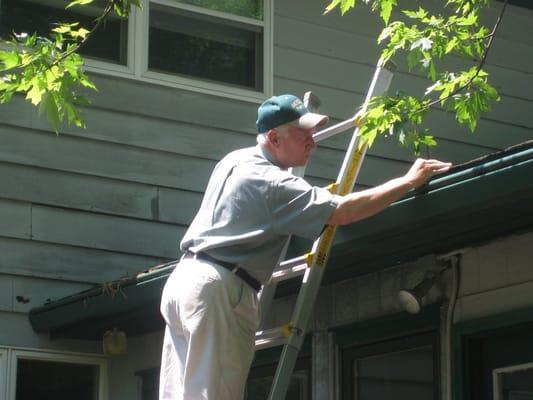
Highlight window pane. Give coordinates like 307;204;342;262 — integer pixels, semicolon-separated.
135;368;159;400
0;0;128;64
353;347;434;400
176;0;263;20
16;358;99;400
501;369;533;400
495;0;533;9
245;371;308;400
149;5;263;91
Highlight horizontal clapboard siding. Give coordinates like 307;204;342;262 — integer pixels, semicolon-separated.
0;199;31;240
0;237;165;283
30;205;183;258
0;0;530;307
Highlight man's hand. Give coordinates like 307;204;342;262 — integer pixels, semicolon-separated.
328;158;452;226
404;159;452;190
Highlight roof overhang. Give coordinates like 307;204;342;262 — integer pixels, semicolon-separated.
29;141;533;340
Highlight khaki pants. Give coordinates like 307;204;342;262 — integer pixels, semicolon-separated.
159;257;259;400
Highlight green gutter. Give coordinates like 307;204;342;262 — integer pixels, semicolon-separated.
326;149;533;282
29;142;533;337
408;141;533;198
29;262;177;333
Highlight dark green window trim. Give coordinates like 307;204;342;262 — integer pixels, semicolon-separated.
135;367;160;400
453;306;533;400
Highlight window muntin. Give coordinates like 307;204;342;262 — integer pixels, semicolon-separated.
0;0;128;65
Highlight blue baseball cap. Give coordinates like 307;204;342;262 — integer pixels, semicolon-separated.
256;94;329;133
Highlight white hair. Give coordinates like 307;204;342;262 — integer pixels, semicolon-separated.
256;132;267;145
256;125;292;146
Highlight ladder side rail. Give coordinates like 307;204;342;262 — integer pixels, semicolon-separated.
267;60;395;400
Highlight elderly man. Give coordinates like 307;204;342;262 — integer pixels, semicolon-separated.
159;94;451;400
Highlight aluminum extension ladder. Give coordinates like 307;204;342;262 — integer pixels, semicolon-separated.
255;59;395;400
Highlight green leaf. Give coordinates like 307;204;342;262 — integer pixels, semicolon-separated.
52;23;79;34
380;0;397;24
445;37;459;54
377;26;393;43
26;81;43;105
324;0;343;13
66;0;94;9
39;93;60;133
0;51;21;71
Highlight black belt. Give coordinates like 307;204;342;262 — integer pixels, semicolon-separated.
184;251;261;292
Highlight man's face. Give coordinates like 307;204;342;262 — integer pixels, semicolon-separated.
275;124;317;168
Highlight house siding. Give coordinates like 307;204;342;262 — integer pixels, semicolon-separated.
0;0;531;386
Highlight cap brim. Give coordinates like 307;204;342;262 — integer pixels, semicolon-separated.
293;112;329;129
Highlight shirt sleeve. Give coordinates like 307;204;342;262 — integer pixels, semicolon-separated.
271;174;340;239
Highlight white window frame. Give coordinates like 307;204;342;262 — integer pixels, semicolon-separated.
493;361;533;400
6;348;108;400
83;2;137;76
0;348;7;400
87;0;273;102
1;0;273;103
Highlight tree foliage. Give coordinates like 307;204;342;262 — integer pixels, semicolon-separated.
326;0;506;154
0;0;140;133
0;0;507;153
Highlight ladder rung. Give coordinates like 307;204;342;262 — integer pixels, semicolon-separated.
279;254;309;269
271;263;306;283
313;116;359;143
255;325;303;350
270;254;313;283
255;327;288;350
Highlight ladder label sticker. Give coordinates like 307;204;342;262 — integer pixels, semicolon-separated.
316;251;327;267
315;226;337;267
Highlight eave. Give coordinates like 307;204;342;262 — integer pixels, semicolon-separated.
29;141;533;340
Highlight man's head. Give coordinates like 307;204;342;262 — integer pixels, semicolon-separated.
256;94;329;168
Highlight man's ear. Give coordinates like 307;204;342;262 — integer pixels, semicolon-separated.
266;129;280;147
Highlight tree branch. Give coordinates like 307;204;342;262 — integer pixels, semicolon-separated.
49;0;117;69
423;0;508;111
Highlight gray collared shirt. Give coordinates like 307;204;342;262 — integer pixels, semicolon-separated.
180;144;340;285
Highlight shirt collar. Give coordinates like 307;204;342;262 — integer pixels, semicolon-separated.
257;143;284;169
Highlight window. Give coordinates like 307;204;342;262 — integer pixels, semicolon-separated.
148;4;263;91
0;348;6;400
496;0;533;10
341;332;439;400
464;321;533;400
8;350;108;400
135;367;159;400
246;357;311;400
0;0;272;100
0;0;128;65
493;362;533;400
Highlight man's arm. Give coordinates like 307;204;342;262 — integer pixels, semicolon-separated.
328;159;452;226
